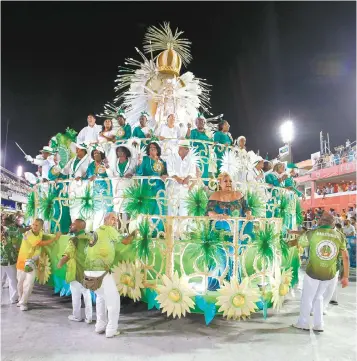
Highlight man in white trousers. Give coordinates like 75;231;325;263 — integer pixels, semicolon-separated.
293;212;349;332
1;220;19;304
84;213;130;338
57;219;92;323
167;139;197;216
16;219;61;311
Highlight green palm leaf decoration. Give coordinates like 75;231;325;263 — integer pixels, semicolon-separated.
186;187;208;216
296;200;303;225
123;183;151;217
26;192;36;218
279;231;290;260
279;194;290;226
247;191;265;217
255;223;278;262
185;221;228;270
134;219;152;260
39;190;57;221
79;185;96;219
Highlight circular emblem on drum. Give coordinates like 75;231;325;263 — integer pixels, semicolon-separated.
316;240;337;261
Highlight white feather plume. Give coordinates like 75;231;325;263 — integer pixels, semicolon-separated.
220;150;241;177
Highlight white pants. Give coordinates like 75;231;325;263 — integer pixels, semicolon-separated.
323;271;339;310
84;271;120;337
1;265;18;303
296;273;333;329
17;269;36;306
167;183;189;217
70;280;93;321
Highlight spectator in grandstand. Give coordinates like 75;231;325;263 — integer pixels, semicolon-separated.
343;219;356;238
341;209;347;220
350;216;356;231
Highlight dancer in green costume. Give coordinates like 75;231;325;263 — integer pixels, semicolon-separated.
265;162;288;218
186;116;212;181
132;112;151;139
213;120;233;176
136;142;168;232
48;152;71;234
115;110;131;141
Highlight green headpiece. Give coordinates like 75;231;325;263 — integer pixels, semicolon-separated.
117;109;126;119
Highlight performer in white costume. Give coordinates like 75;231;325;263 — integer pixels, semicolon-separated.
25;146;55;181
167;140;197;216
61;143;91;223
157;114;181;159
107;144;136;216
246;154;265;183
77;113;102;146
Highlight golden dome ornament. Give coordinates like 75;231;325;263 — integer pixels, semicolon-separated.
143;22;192;77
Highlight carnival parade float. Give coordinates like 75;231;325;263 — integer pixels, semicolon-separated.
23;23;303;324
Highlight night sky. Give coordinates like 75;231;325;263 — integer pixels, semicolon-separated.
1;1;356;174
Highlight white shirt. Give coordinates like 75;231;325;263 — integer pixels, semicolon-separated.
246;167;265;183
167;153;196;180
77;124;102;144
157;124;181;140
343;224;356;237
33;156;55;180
62;155;91;178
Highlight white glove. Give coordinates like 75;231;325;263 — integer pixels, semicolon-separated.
25;155;33;162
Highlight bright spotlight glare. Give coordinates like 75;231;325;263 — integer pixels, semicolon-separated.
17;165;23;177
280;120;294;144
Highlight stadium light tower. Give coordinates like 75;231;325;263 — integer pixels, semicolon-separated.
279;120;294;163
280;120;294;144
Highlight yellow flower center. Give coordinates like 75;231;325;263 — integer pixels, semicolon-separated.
232;294;245;308
279;283;289;296
168;289;181;303
283;276;290;285
120;273;134;287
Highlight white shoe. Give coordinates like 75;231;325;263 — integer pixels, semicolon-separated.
313;326;324;332
20;304;28;311
106;330;120;338
95;327;106;334
292;323;309;331
85;319;92;324
68;315;83;322
10;300;18;304
16;302;21;307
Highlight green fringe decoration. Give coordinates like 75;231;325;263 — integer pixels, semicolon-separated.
123;183;151;217
26;192;36;218
255;223;277;262
39;190;57;221
296;200;303;225
79;186;95;219
279;232;290;260
186;187;208;216
247;191;265;217
134;219;152;260
279;194;290;226
185;221;228;270
65;127;78;142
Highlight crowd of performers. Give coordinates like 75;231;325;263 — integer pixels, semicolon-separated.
0;111;350;336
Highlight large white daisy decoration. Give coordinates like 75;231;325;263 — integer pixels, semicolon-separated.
113;261;144;302
36;253;51;285
271;268;293;311
156;271;196;319
216;278;260;320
